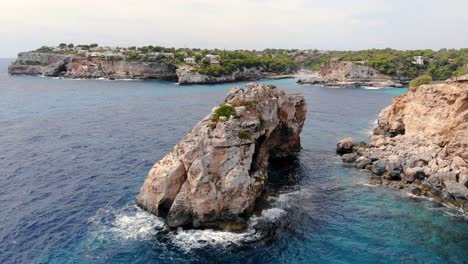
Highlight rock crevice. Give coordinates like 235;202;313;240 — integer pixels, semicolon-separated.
136;83;306;228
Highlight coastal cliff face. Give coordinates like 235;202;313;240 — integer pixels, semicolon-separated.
338;80;468;210
298;60;403;87
8;52;178;80
65;57;177;80
8;52;71;76
176;66;267;85
136;83;306;228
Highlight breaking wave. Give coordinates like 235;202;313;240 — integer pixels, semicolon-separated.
87;195;294;252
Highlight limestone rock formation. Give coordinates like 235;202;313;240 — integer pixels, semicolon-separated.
64;57;177;80
8;52;71;76
8;52;177;80
136;83;306;228
338;80;468;210
176;65;267;85
298;60;403;88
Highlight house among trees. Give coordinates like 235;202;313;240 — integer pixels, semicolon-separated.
206;54;220;65
184;57;196;64
413;56;424;65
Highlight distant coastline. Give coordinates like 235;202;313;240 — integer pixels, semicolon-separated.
7;44;468;85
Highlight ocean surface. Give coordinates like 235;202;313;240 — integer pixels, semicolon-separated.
0;58;466;264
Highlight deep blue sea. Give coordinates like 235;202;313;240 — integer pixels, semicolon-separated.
0;58;467;264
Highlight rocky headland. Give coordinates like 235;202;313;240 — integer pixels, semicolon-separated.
136;83;306;228
298;60;404;88
8;52;292;84
337;79;468;210
8;52;178;80
176;65;279;85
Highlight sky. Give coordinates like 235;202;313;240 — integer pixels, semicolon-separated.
1;0;467;57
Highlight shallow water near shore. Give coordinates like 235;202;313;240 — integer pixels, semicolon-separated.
0;59;467;264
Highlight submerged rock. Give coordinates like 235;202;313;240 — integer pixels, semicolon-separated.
337;80;468;210
136;83;306;228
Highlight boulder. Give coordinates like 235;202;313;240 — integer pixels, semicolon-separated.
336;137;354;155
136;83;306;228
355;157;372;169
410;187;422;196
371;160;388;176
341;153;357;163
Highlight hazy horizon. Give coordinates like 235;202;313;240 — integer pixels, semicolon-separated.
1;0;468;58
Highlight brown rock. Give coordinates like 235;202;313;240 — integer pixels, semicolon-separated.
136;83;306;228
336;137;354;155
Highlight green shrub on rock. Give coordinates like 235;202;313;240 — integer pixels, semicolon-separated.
409;75;432;87
215;104;236;118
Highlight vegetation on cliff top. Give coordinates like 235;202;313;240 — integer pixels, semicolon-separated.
32;44;467;80
409;75;433;87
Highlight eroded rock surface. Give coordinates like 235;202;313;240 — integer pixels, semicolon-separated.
136;83;306;228
8;52;177;80
338;80;468;210
298;60;403;88
176;65;267;85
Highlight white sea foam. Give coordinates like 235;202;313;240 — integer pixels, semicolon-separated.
404;192;435;202
88;205;164;241
170;228;257;252
111;210;164;240
88;192;295;251
257;208;286;221
361;86;382;90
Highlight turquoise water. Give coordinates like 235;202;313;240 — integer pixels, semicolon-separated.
0;59;466;263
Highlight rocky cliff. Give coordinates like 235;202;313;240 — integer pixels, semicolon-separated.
298;60;403;88
8;52;178;80
337;80;467;210
136;83;306;228
176;66;267;85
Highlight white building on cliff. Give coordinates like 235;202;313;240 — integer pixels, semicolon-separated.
413;56;424;65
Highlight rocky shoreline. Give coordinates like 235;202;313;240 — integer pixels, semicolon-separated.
298;60;404;88
136;83;306;229
8;52;295;84
337;79;467;211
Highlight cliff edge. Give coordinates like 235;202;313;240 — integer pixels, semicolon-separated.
136;83;306;228
337;80;468;210
298;60;403;88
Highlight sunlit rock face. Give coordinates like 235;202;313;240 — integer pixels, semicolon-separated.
338;80;468;210
136;83;306;228
298;60;403;88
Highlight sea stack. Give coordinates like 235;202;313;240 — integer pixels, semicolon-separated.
136;83;307;228
337;79;468;210
298;59;403;87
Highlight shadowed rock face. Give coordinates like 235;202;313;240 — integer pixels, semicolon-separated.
338;80;468;210
298;60;403;88
136;83;306;228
